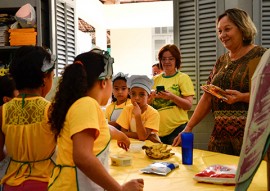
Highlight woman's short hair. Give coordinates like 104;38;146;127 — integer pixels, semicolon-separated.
158;44;181;70
217;8;257;45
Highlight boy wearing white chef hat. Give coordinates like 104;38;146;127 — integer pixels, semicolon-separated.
116;75;161;143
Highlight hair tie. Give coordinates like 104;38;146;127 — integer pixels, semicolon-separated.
74;61;83;66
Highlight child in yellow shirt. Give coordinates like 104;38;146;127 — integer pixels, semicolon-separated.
116;75;161;143
48;49;144;191
105;72;131;128
0;46;56;191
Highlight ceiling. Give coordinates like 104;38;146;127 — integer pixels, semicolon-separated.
100;0;169;4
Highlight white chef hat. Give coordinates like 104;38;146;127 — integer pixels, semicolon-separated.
127;75;154;94
112;72;129;82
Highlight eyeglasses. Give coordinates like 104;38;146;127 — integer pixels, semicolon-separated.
161;57;175;62
130;92;147;98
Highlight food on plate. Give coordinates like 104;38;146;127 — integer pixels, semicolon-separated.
142;144;175;159
201;84;229;100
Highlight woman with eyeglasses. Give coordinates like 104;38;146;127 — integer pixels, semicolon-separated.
148;44;195;145
48;49;144;191
0;46;56;191
172;8;266;156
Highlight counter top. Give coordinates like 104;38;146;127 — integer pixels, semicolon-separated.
109;139;267;191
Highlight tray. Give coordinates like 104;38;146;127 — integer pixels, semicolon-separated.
201;84;228;101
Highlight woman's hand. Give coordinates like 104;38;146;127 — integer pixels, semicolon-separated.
156;91;193;110
147;90;156;104
172;127;192;146
155;90;172;100
172;132;182;146
224;90;250;104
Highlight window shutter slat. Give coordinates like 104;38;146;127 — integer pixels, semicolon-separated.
262;0;270;48
55;0;76;76
175;0;217;105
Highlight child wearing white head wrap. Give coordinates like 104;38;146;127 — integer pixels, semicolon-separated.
116;75;161;143
127;75;153;94
105;72;131;129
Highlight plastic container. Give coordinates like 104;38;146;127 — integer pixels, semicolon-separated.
181;132;194;165
110;155;132;166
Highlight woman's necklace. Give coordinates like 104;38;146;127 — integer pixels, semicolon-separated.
225;47;246;69
229;45;254;62
225;59;232;69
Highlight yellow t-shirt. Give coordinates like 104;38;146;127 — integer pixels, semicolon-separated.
152;72;195;136
116;104;159;133
48;97;110;191
1;97;56;186
105;99;132;122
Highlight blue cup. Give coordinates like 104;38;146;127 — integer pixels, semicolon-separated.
181;132;194;165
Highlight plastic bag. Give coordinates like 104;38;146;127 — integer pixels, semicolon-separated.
193;164;236;185
141;162;179;176
15;3;36;28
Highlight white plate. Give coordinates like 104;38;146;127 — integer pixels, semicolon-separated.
129;141;145;152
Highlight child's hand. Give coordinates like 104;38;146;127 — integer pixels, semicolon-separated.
122;179;144;191
132;102;141;116
117;131;130;151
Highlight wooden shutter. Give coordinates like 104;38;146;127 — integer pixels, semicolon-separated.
174;0;219;105
174;0;197;103
261;0;270;48
197;0;218;96
55;0;76;76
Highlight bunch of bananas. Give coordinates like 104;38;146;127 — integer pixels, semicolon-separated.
142;144;175;160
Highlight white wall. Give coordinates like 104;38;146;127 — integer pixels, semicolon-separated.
76;0;107;50
76;0;173;76
111;28;152;76
77;31;92;54
103;2;173;29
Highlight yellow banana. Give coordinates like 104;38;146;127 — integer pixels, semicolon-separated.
142;144;175;159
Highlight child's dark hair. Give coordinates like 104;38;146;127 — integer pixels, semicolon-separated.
9;46;54;90
111;76;129;102
49;50;109;136
0;74;16;105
